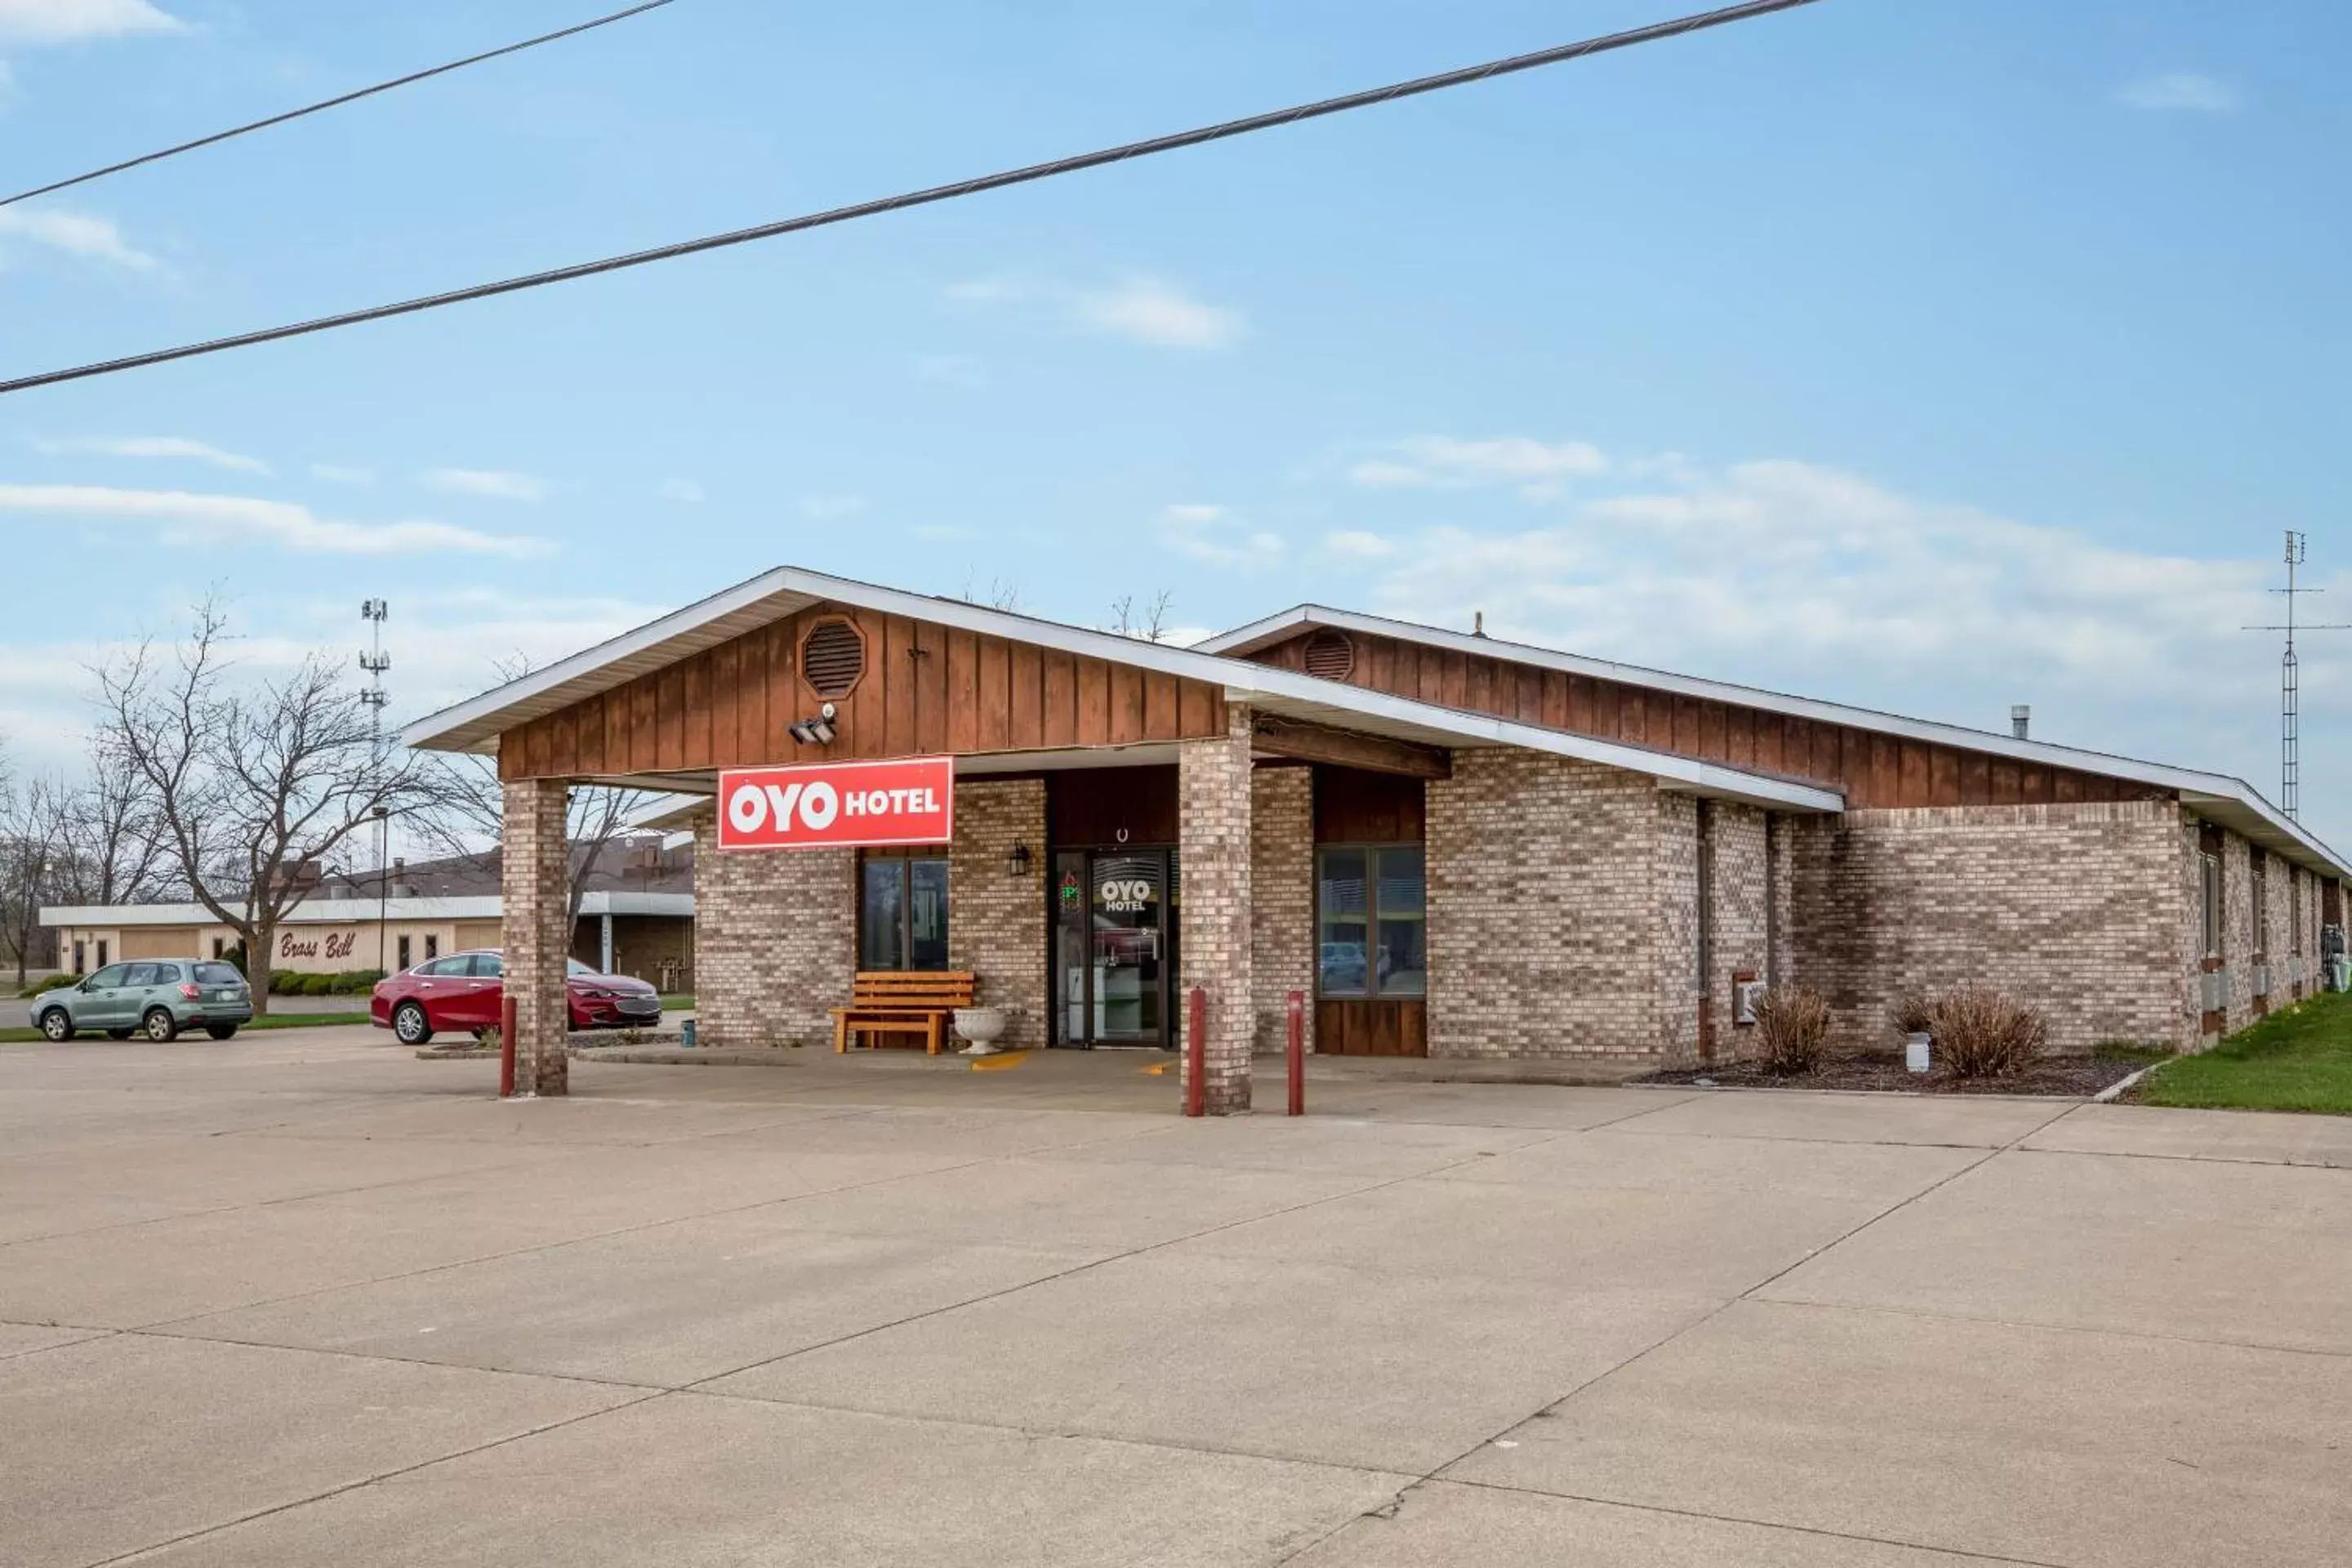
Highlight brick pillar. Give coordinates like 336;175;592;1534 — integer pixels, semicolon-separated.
1179;702;1254;1114
1250;765;1314;1055
501;778;572;1096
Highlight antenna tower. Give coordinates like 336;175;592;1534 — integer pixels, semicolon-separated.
359;600;392;969
2243;533;2349;820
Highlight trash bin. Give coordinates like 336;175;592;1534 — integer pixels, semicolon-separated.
681;1018;697;1049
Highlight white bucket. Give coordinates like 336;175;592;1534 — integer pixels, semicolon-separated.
1905;1032;1933;1075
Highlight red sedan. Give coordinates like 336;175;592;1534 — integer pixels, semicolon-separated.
372;951;662;1045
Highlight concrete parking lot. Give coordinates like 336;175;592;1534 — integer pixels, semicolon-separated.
4;1030;2350;1567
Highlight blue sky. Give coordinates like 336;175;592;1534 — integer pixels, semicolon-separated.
4;0;2350;842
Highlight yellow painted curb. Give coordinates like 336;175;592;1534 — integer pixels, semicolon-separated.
1140;1062;1173;1076
969;1052;1031;1072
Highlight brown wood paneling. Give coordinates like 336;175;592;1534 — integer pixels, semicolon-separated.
1313;765;1427;844
1930;746;1961;807
1107;663;1143;746
1048;766;1178;845
947;630;980;755
1177;677;1216;738
1009;642;1045;750
1142;670;1179;742
1541;670;1569;729
915;624;950;754
1041;650;1076;749
1959;751;1991;805
1989;756;2021;805
978;636;1012;752
1315;999;1427;1058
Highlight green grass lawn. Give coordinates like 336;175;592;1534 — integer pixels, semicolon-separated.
659;994;695;1011
2140;989;2352;1115
0;1012;372;1045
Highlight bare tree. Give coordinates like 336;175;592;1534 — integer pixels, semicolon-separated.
95;603;450;1013
412;653;656;948
1108;590;1174;642
959;572;1022;613
48;742;172;909
0;761;65;987
416;755;654;941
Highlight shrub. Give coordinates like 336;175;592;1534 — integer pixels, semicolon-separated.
23;973;79;998
327;969;385;995
1932;987;2048;1078
1753;986;1831;1076
1891;994;1937;1036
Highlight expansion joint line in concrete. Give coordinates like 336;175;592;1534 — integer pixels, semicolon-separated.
1271;1098;2084;1568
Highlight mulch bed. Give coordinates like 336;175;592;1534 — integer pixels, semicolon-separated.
1639;1051;2145;1098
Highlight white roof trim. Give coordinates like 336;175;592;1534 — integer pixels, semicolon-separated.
401;565;1842;814
42;892;695;928
1200;604;2352;880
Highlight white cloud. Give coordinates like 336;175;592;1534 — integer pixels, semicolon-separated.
36;434;268;473
2118;73;2237;113
0;483;554;557
658;478;705;504
1073;276;1245;350
1324;529;1394;560
1336;450;2333;831
800;493;867;521
0;0;183;45
309;463;373;484
419;467;550;503
1349;437;1610;500
0;205;161;272
1158;503;1283;571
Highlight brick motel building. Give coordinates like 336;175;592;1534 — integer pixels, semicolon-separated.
403;565;2350;1111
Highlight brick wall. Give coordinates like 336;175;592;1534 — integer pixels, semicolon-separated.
1791;800;2189;1054
1707;802;1772;1063
500;778;572;1094
1427;751;1662;1061
1655;794;1700;1067
1178;703;1255;1112
2220;830;2255;1035
949;778;1048;1051
692;813;854;1048
1767;813;1796;988
1250;765;1314;1056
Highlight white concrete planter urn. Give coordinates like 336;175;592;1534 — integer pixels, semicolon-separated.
954;1007;1011;1056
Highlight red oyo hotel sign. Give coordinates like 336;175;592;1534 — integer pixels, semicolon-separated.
717;757;956;851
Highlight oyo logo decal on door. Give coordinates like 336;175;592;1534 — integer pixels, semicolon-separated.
718;757;955;850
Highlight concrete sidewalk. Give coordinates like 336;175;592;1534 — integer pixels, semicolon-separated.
2;1026;2347;1566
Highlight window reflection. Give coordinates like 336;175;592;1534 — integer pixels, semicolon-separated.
1317;844;1424;997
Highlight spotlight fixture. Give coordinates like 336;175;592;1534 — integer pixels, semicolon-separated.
788;702;840;748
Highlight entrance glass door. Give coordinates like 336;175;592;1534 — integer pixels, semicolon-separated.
1054;849;1176;1047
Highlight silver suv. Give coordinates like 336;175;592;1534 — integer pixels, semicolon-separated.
35;960;255;1042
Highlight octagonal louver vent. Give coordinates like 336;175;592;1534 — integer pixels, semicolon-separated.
1303;629;1356;682
800;619;866;698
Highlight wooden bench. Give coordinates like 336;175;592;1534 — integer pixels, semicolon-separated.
831;971;977;1055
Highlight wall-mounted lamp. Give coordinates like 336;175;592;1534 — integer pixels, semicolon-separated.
1006;842;1032;878
788;702;840;747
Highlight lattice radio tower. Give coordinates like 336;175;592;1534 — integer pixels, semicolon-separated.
359;600;392;968
2244;533;2349;821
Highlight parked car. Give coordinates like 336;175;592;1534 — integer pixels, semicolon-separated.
369;951;662;1045
34;960;255;1042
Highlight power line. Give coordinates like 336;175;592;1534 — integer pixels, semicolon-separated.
0;0;679;212
0;0;1822;399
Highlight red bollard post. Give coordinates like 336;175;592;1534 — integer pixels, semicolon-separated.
1184;985;1206;1118
1286;988;1305;1117
498;992;518;1099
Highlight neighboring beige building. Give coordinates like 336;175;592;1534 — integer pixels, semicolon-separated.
44;890;694;988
